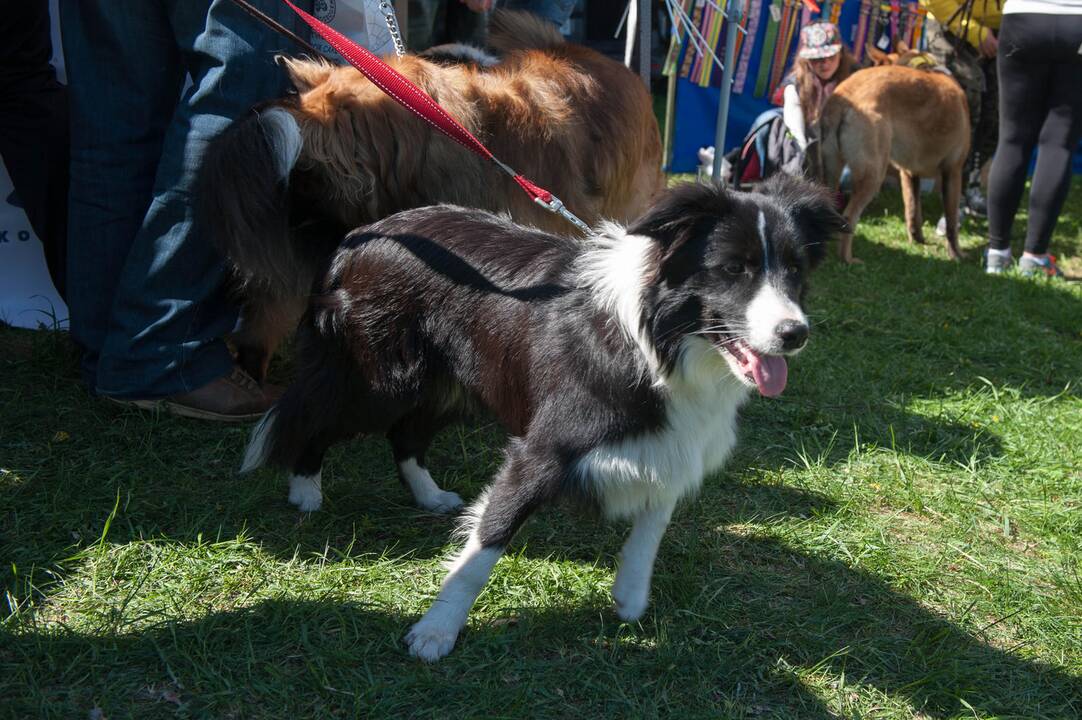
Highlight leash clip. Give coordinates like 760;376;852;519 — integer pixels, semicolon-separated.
534;194;593;235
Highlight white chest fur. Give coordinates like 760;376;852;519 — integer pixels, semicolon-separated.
576;342;749;520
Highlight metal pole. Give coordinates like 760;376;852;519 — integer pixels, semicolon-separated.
639;0;651;90
712;0;744;181
662;68;678;169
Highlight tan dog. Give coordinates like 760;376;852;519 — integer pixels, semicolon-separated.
817;46;970;263
198;11;664;383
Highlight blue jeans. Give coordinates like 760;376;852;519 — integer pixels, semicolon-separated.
60;0;312;398
501;0;576;28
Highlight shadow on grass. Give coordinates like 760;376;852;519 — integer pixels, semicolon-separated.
3;379;1079;718
8;385;1077;716
3;514;1079;718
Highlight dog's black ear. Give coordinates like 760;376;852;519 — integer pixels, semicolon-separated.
759;174;847;269
628;181;733;268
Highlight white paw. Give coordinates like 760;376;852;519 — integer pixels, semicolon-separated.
418;490;464;514
612;581;649;622
405;620;459;662
288;475;322;512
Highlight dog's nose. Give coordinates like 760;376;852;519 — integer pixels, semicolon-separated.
774;320;809;351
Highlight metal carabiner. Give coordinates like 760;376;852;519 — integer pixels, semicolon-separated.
534;195;594;236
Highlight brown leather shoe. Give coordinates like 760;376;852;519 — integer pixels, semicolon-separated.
107;367;282;422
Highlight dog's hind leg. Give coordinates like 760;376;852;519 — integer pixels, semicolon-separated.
242;405;344;512
837;169;882;264
900;170;925;245
834;121;889;264
286;435;333;512
941;162;966;260
286;391;418;512
277;403;369;513
611;500;676;621
406;445;559;661
387;410;464;514
249;355;413;512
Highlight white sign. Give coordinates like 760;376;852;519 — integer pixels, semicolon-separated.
0;0;67;330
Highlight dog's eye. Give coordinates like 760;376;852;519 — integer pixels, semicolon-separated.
723;262;746;275
786;265;800;275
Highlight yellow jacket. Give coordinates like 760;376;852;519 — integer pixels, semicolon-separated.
921;0;1002;48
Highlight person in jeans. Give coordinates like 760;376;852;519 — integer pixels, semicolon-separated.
984;0;1082;277
0;0;68;299
60;0;313;421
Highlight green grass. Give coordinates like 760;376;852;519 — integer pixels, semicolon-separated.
2;180;1081;719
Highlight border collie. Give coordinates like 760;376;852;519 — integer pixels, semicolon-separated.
196;10;663;385
240;176;845;661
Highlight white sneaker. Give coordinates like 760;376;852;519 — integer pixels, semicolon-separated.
984;248;1013;274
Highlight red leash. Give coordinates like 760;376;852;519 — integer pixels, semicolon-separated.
277;0;592;234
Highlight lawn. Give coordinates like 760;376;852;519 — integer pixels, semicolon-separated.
2;180;1080;719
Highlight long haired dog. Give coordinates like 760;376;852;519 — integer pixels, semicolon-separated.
240;176;844;661
197;10;664;383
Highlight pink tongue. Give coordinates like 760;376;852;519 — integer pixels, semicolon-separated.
746;351;788;397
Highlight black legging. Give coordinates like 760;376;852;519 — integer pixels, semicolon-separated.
986;13;1082;255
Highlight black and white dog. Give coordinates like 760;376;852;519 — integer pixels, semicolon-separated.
241;176;844;661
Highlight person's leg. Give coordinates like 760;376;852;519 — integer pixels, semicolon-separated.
1021;23;1082;258
945;38;987;216
94;0;312;399
0;0;69;298
985;15;1051;255
60;1;186;390
926;22;983;229
963;55;998;215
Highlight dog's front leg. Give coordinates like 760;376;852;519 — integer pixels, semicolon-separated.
406;451;551;661
406;530;504;662
611;501;676;621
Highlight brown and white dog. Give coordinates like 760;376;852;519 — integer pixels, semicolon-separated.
817;43;970;263
197;11;664;382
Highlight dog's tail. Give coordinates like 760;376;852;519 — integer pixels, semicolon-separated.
239;309;361;475
197;104;318;300
240;408;278;474
487;9;565;54
239;370;339;477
